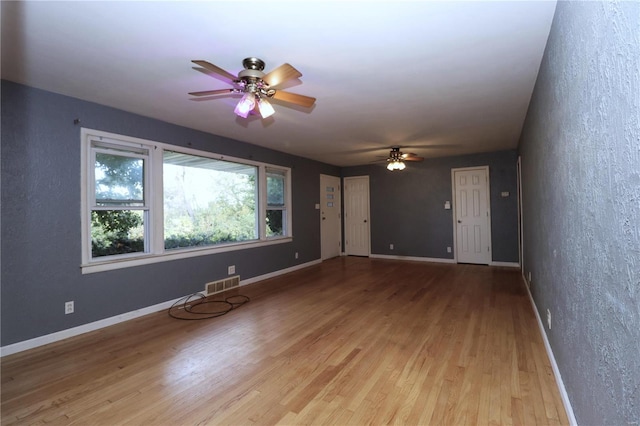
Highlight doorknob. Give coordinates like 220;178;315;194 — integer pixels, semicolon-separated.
322;217;326;220
364;219;367;223
457;220;462;223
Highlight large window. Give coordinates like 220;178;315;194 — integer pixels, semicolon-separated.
163;151;258;249
81;129;292;273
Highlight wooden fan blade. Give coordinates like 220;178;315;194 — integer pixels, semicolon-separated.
403;153;424;162
192;60;237;84
263;63;302;88
272;90;316;108
188;89;235;97
192;67;238;85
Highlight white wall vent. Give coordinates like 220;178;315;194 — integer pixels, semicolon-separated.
204;275;240;296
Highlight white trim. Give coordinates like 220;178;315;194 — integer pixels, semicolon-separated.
239;259;321;286
517;155;525;273
259;165;268;239
0;297;179;357
370;254;517;268
522;274;578;426
1;259;321;357
370;254;456;264
489;261;520;268
285;168;293;237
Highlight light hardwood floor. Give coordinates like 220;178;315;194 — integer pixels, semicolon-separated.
1;258;569;425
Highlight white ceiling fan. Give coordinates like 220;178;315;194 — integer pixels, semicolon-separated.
189;57;316;119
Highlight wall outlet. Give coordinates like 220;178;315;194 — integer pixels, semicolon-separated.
547;309;551;330
65;301;74;315
228;265;235;275
295;252;299;259
389;243;394;250
447;246;452;253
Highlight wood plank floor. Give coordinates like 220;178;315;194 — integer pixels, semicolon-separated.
1;258;569;425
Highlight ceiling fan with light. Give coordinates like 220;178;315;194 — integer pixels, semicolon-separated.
385;147;424;171
189;57;316;119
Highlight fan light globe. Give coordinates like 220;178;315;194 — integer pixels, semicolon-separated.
234;93;256;118
258;97;275;118
387;159;406;171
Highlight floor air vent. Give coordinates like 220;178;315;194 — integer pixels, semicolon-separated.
205;275;240;296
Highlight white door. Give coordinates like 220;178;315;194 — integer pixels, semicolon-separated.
320;174;342;260
344;176;370;256
453;167;491;264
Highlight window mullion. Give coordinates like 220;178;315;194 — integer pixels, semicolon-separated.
259;165;267;240
151;146;164;255
93;147;148;160
81;133;94;264
285;169;292;236
89;147;97;208
91;206;149;211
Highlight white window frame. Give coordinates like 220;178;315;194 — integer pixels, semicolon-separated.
81;128;292;274
264;167;291;239
90;142;152;256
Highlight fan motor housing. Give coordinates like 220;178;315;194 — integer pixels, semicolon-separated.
238;69;265;80
242;57;265;71
238;57;267;85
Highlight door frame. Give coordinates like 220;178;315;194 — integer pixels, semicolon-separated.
517;156;525;276
451;166;492;264
343;175;371;257
320;174;342;260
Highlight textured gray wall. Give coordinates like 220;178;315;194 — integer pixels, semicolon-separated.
518;1;640;424
1;81;339;346
343;150;519;263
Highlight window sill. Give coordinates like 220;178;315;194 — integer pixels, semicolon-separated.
81;237;292;274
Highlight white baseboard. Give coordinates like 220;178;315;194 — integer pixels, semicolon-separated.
0;259;321;357
370;254;457;264
239;259;321;286
0;298;180;357
370;254;519;268
522;274;577;426
490;261;520;268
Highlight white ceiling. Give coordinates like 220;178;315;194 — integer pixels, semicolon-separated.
1;1;556;167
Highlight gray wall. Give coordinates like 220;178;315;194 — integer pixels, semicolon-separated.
1;80;339;346
343;150;519;263
518;1;640;424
